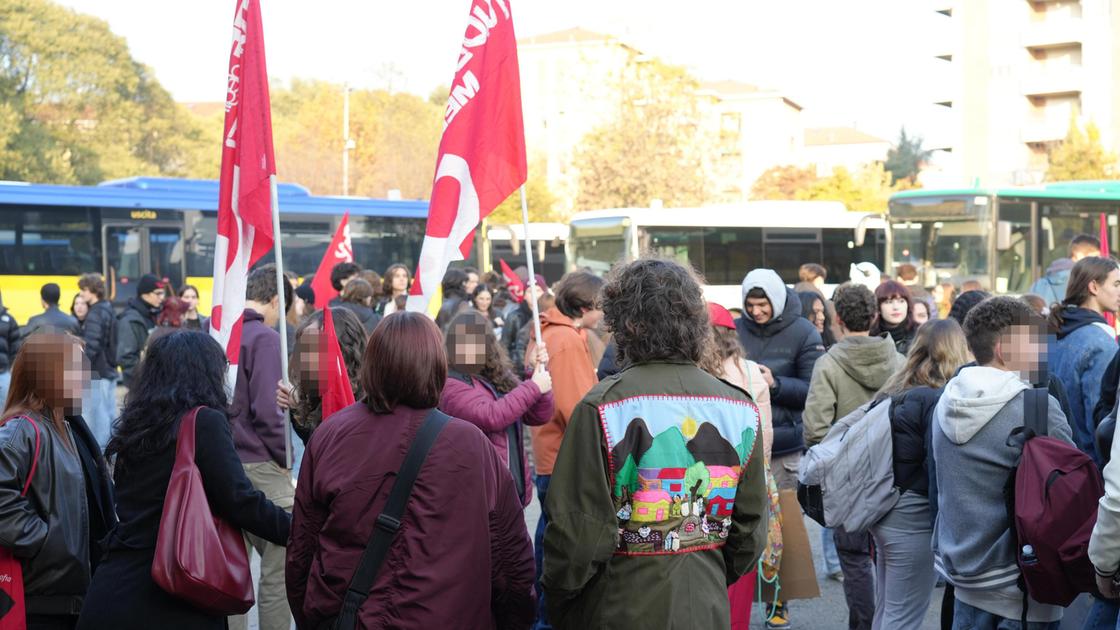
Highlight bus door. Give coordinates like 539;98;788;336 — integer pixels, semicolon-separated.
103;223;185;308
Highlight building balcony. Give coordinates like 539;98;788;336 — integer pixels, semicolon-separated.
1021;66;1083;98
1020;116;1069;144
1021;17;1082;51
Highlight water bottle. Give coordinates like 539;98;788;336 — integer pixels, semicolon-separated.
1022;544;1038;566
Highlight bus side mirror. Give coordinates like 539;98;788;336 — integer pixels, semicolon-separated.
997;221;1012;250
854;214;875;247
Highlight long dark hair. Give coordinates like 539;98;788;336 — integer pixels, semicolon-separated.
289;307;366;426
798;291;836;346
1050;256;1119;330
106;331;229;473
381;263;411;298
445;310;520;393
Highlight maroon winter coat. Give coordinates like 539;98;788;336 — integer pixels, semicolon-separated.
439;371;554;506
286;402;536;630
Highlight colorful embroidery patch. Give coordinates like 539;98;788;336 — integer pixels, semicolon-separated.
600;395;759;555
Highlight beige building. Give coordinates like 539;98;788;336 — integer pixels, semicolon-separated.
518;28;803;211
932;0;1120;185
802;127;891;177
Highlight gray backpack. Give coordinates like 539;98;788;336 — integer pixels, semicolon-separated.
798;397;898;534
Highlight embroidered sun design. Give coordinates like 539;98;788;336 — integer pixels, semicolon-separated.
680;416;699;439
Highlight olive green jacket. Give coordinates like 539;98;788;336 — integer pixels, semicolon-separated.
541;361;768;629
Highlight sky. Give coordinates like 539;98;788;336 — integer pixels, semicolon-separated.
55;0;948;144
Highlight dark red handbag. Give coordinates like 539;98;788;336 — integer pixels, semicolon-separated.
151;407;254;615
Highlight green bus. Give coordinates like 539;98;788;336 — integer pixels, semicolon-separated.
888;181;1120;295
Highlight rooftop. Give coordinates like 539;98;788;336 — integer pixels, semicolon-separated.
805;127;889;146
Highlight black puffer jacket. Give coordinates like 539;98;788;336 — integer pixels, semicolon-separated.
81;300;117;380
887;386;942;496
116;298;158;387
735;288;825;457
0;302;21;373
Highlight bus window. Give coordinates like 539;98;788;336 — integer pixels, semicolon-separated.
763;228;821;284
149;227;185;291
822;228;883;284
13;208;98;276
643;227;705;276
105;225;143;304
184;211;216;278
1039;204;1115;277
702;227;762;285
569;220;628;274
254;219;333;276
350;216;426;275
995;203;1031;294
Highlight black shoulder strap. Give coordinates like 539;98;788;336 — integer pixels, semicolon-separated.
1025;387;1048;438
333;408;450;630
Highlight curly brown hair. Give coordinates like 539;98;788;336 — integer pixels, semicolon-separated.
289;307;367;439
601;257;712;365
699;326;745;377
445;310;520;394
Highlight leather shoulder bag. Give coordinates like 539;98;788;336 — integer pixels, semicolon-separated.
151;407;254;615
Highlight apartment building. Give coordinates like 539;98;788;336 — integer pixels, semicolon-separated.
802;127;891;177
932;0;1120;185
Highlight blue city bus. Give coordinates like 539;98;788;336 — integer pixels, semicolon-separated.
0;177;441;323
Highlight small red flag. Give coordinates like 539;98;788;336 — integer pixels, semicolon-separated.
1101;213;1115;328
210;0;277;377
310;213;354;308
320;307;356;420
407;0;526;313
500;258;525;302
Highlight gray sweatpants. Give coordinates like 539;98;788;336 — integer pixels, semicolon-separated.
870;523;936;630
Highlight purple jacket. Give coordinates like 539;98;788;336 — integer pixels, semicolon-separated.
286;403;535;630
439;372;554;506
230;309;287;467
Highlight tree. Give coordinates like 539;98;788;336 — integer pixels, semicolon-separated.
884;127;932;186
574;60;710;209
750;164;819;200
797;163;895;213
0;0;214;183
1047;116;1119;181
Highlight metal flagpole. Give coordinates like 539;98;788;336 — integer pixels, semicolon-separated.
270;175;293;470
519;185;544;352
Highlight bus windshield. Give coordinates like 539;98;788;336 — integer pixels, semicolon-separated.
889;196;992;290
568;218;629;274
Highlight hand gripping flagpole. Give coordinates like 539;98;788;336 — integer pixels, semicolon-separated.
270;175;292;470
520;186;544;356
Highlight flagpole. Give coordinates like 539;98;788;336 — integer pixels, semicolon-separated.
270;174;292;470
520;185;544;353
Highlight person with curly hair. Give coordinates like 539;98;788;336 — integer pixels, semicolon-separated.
276;307;367;445
439;310;554;506
542;257;766;630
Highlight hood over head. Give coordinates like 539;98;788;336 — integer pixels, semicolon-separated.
741;269;787;320
829;335;901;390
935;365;1029;444
1045;257;1075;276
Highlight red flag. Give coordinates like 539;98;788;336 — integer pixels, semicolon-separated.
1101;213;1115;328
210;0;277;378
319;307;355;420
500;258;525;302
310;213;354;308
407;0;526;313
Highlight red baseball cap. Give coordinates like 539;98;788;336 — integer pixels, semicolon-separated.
707;302;736;330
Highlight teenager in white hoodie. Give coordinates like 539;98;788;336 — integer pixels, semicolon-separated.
932;297;1073;629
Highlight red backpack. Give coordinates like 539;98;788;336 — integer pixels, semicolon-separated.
1006;388;1104;611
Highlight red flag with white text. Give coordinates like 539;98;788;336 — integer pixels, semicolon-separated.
500;258;525;302
210;0;277;379
310;213;354;308
407;0;526;313
320;307;356;420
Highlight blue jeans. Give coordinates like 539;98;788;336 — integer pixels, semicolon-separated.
1081;597;1120;630
821;526;842;574
952;599;1059;630
533;474;552;630
0;371;9;411
82;377;117;450
290;425;305;480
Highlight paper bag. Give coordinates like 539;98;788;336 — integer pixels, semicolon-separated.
759;488;820;602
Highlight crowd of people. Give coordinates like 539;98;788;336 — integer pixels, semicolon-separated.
5;233;1120;630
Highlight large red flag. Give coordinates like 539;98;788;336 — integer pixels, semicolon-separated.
407;0;526;313
500;258;525;302
310;213;354;308
319;307;355;420
210;0;277;380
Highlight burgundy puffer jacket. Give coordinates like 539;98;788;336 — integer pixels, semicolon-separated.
286;403;536;630
439;371;554;506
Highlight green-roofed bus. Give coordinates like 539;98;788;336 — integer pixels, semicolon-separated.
887;181;1120;295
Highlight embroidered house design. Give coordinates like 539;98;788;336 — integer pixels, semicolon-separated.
602;395;759;556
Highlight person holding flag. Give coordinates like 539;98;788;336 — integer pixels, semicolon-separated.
277;307;366;444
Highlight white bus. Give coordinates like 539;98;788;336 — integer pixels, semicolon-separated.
566;201;887;308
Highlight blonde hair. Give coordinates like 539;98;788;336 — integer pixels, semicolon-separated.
877;318;970;398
